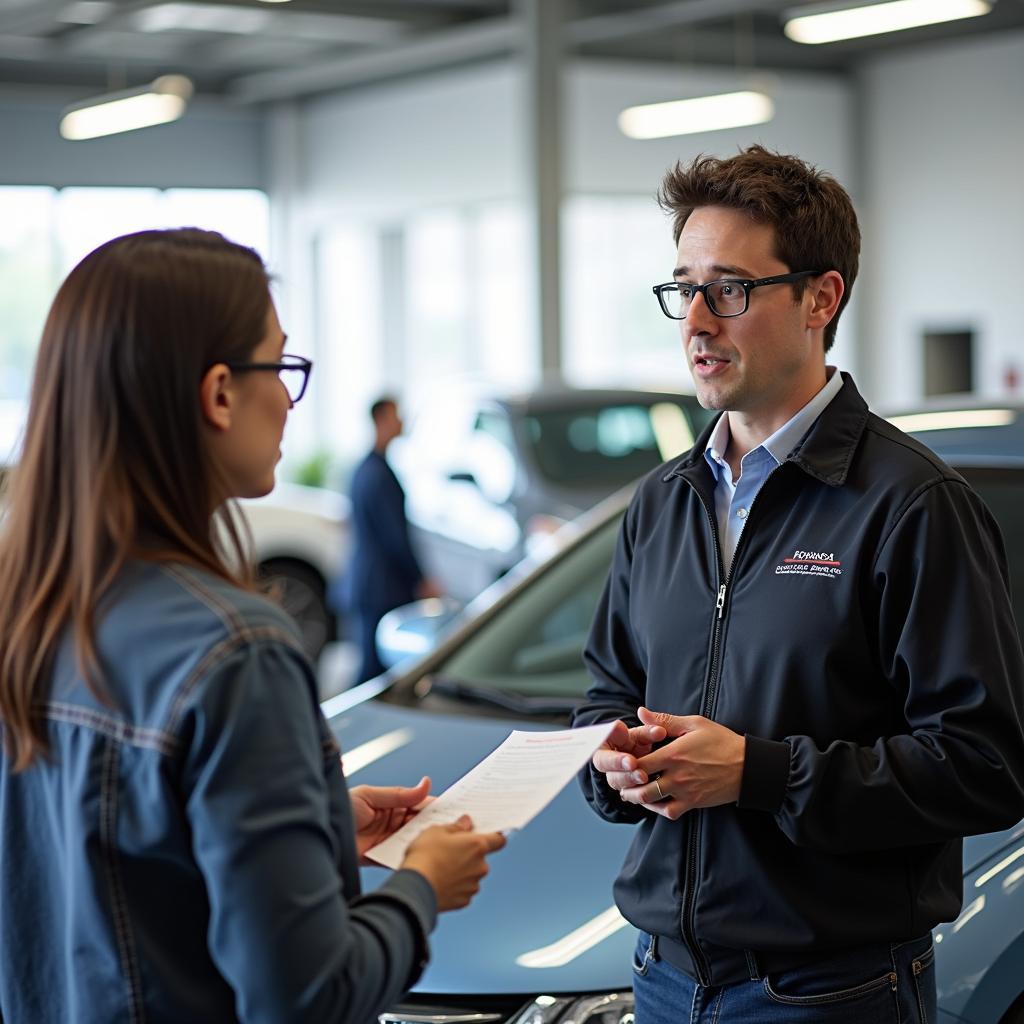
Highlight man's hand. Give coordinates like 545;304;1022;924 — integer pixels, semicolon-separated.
590;718;668;793
350;777;432;863
616;707;746;820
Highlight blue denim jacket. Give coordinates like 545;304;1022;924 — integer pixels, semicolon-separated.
0;560;437;1023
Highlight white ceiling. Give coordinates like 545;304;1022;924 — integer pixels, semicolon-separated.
1;0;1023;103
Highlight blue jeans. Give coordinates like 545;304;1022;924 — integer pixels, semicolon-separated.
632;932;936;1024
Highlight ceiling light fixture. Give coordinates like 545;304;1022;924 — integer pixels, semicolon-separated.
135;3;269;34
783;0;993;45
59;74;193;140
618;90;774;140
58;1;115;25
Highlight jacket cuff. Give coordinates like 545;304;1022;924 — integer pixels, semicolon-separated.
581;764;648;824
738;735;791;812
368;868;438;987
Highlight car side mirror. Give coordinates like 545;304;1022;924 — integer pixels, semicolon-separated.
375;597;463;671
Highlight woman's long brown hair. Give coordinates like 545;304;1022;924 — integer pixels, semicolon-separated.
0;228;272;770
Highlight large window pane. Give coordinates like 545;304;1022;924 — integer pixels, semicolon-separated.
476;204;535;390
0;186;270;464
55;188;165;274
404;211;471;386
563;196;687;390
314;226;385;479
0;187;57;460
163;188;270;259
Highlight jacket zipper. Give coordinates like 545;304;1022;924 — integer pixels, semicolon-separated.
677;489;724;987
678;468;780;986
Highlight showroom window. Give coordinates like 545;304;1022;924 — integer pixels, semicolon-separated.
0;186;270;463
562;195;684;390
312;194;690;471
315;203;536;469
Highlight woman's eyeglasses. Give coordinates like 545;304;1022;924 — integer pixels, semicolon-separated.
224;354;313;403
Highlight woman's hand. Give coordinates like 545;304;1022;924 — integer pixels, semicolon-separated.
350;777;432;864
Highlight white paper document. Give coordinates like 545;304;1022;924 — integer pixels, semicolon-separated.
365;722;616;869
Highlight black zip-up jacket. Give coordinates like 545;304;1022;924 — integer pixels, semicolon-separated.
573;373;1024;986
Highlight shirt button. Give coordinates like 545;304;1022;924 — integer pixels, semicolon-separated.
736;508;747;519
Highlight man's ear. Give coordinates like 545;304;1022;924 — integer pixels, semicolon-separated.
200;363;234;433
805;270;844;332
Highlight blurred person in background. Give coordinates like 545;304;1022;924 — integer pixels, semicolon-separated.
345;396;441;683
0;229;504;1024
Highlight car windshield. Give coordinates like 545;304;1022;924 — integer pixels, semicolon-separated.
523;399;714;487
435;511;623;700
960;468;1024;632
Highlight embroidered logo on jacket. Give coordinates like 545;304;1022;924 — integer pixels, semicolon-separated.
775;549;844;578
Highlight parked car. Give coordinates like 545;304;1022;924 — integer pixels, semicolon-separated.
233;481;350;660
390;386;715;602
321;410;1024;1024
886;400;1024;462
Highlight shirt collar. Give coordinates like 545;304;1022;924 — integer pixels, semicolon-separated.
702;366;844;479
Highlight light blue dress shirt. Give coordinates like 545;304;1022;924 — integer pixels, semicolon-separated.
703;368;844;577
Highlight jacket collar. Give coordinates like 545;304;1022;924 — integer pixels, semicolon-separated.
663;371;870;489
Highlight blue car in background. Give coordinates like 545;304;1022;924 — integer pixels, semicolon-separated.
321;402;1024;1024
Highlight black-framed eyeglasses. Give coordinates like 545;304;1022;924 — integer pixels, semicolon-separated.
225;354;313;403
652;270;822;320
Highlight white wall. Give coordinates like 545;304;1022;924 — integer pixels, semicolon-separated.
0;86;267;189
860;30;1024;409
566;62;852;195
293;58;853;210
300;63;525;222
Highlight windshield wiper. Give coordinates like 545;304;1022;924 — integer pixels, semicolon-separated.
427;676;581;717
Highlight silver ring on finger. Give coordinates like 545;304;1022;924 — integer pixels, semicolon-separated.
653;778;664;800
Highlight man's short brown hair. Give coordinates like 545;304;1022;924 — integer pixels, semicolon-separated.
658;145;860;352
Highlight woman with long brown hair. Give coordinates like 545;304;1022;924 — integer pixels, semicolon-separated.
0;228;504;1024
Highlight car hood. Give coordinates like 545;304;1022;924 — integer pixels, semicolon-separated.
329;699;636;996
963;821;1024;876
328;696;1017;998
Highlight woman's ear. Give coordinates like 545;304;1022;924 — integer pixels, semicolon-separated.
200;364;234;432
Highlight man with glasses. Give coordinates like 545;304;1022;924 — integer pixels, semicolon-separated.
574;146;1024;1023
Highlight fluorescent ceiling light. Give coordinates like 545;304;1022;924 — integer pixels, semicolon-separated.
619;91;774;140
135;3;270;34
886;409;1016;432
784;0;992;45
134;2;404;42
58;1;114;24
59;75;193;140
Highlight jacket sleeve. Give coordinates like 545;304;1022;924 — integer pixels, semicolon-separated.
178;638;437;1024
572;498;649;825
740;478;1024;852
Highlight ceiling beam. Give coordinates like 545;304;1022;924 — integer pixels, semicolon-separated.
566;0;797;47
228;0;809;104
231;16;517;103
0;0;71;35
